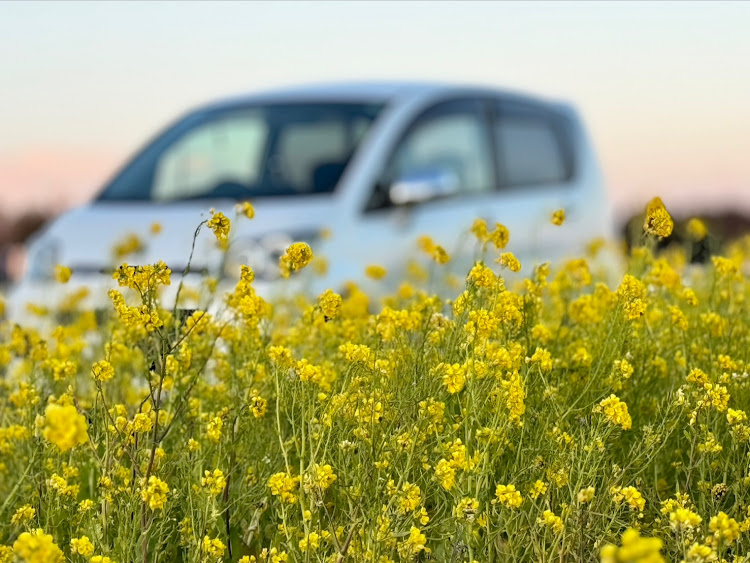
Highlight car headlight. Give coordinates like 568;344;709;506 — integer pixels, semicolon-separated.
223;233;292;282
223;231;320;282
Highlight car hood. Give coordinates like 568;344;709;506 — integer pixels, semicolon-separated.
33;197;338;276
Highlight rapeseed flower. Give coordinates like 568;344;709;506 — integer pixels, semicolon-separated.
495;484;523;508
70;536;94;557
42;404;88;452
538;510;564;533
669;508;702;531
54;265;71;284
595;395;632;430
201;469;226;496
141;476;169;510
709;511;739;544
91;359;114;382
207;211;230;242
268;472;299;504
600;528;663;563
366;265;387;279
12;529;63;563
279;242;313;277
237;201;255;219
643;197;673;238
498;252;521;272
10;505;35;525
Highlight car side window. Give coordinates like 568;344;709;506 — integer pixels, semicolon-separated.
273;117;368;193
367;99;494;210
495;101;572;188
151;112;267;201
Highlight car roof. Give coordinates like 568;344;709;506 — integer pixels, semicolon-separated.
199;80;561;112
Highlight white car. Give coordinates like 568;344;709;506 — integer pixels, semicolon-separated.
11;81;612;318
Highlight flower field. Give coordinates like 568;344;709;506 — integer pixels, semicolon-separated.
2;199;750;562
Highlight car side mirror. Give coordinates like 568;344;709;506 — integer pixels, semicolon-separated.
388;166;460;205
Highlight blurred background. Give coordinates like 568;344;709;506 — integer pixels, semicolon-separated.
1;0;750;282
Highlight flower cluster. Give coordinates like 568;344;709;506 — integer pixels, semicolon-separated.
2;196;750;561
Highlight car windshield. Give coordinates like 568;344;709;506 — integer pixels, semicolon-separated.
98;102;384;201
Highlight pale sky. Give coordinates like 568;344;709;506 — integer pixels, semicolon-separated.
1;1;749;220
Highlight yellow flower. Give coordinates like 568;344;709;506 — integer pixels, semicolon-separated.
538;510;564;533
471;218;488;243
727;408;747;426
686;217;707;240
207;211;231;242
494;484;523;508
268;472;299;504
206;416;223;442
298;532;321;552
11;505;35;525
670;508;702;531
54;265;72;284
617;274;647;321
397;482;422;514
70;536;95;557
600;528;664;563
529;480;547;499
551;209;565;226
709;511;740;544
131;412;152;433
497;252;521;273
577;486;595;504
141;476;169;510
303;463;337;494
528;348;553;373
488;223;510;249
42;404;88;452
643;196;673;237
595;395;632;430
295;359;323;384
366;265;387;279
669;306;689;331
91;360;114;383
201;469;227;496
249;392;268;418
434;459;455;491
466;262;498;289
712;255;739;277
201;536;226;560
435;362;466;394
610;486;645;511
613;359;634;380
236;201;255;219
112;233;143;259
397;527;428;559
432;245;450;264
454;497;480;521
279;242;313;278
12;529;63;563
318;289;342;320
682;543;715;562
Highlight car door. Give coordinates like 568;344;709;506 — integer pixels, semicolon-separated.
342;97;501;288
491;98;584;264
